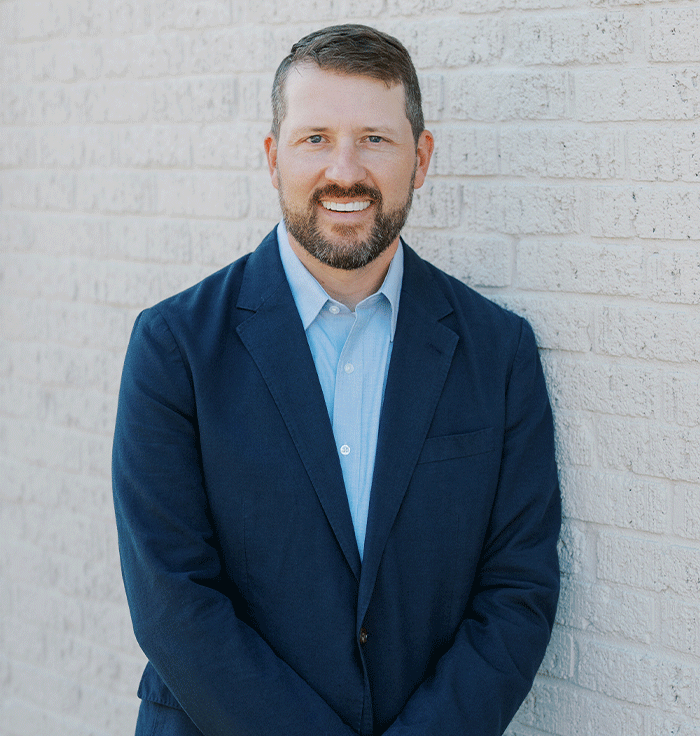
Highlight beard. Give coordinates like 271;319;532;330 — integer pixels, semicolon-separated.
279;175;415;271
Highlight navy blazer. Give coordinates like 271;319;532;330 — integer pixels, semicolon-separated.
113;230;560;736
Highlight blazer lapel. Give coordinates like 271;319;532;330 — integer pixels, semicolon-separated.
235;234;361;581
358;245;458;619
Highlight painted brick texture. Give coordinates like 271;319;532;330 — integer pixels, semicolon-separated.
1;1;698;735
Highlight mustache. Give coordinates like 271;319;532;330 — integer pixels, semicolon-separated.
312;183;382;204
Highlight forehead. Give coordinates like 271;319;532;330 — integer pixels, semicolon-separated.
281;64;408;131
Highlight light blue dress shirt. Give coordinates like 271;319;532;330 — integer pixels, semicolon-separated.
277;222;403;559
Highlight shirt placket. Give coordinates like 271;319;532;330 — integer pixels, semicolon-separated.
333;309;366;554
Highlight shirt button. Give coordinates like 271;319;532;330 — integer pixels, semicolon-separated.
340;444;351;456
359;627;368;645
344;363;354;374
329;305;340;315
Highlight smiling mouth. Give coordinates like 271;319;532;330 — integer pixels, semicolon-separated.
321;200;372;212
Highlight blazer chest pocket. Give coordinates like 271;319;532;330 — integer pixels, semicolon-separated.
417;427;494;464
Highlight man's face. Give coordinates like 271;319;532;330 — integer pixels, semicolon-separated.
265;64;433;270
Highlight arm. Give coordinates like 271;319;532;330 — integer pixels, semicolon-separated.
385;319;561;735
112;308;357;736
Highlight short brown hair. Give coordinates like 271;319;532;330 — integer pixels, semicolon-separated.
270;24;424;145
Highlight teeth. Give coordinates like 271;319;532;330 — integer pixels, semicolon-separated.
321;200;371;212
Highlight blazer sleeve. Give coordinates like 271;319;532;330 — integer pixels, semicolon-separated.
112;308;357;736
384;318;561;736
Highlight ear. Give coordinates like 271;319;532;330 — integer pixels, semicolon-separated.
264;134;280;190
412;129;434;190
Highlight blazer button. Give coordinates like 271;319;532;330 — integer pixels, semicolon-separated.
359;627;368;645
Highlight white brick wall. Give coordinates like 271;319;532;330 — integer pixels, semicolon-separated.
1;1;698;734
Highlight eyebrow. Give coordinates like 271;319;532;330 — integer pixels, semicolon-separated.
289;125;400;138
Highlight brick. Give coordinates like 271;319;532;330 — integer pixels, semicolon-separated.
0;2;19;44
3;418;84;472
0;213;37;252
192;123;267;170
598;416;700;483
518;240;643;295
32;214;106;257
664;370;700;427
70;81;151;124
509;11;632;65
407;231;512;288
430;125;499;176
558;518;588;577
542;356;659;417
598;530;700;597
648;248;700;304
514;678;646;736
418;73;444;122
408;180;461;228
645;712;700;736
105;33;188;79
0;459;114;516
239;74;275;123
552;410;594;467
33;38;103;82
105;216;193;264
338;0;385;17
448;71;569;121
559;467;669;534
38;125;116;168
2;295;135;350
75;172;158;215
152;77;237;123
538;627;574;680
492;295;594;352
629;128;700;182
1;253;75;300
0;43;32;84
1;83;70;125
17;0;73;41
386;0;461;14
575;640;700;719
647;8;700;62
0;128;37;168
117;124;193;168
190;219;271;267
577;69;700;122
661;597;700;656
248;171;283;222
558;578;656;645
153;0;233;30
673;483;700;542
188;26;282;75
502;127;624;179
596;305;700;363
397;17;504;68
158;171;250;219
592;185;700;240
465;184;582;235
1;171;76;211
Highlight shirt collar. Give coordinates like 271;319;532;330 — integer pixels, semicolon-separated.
277;221;403;340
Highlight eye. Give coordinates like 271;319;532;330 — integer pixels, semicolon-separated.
367;135;384;143
307;134;323;144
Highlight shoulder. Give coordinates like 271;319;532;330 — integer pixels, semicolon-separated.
403;244;527;349
136;228;281;340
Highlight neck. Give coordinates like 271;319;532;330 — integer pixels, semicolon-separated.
288;236;400;311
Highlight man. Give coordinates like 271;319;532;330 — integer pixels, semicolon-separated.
113;24;560;736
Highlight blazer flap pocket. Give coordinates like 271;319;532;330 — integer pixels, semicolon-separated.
418;427;494;464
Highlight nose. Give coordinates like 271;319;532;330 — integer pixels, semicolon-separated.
325;141;366;188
